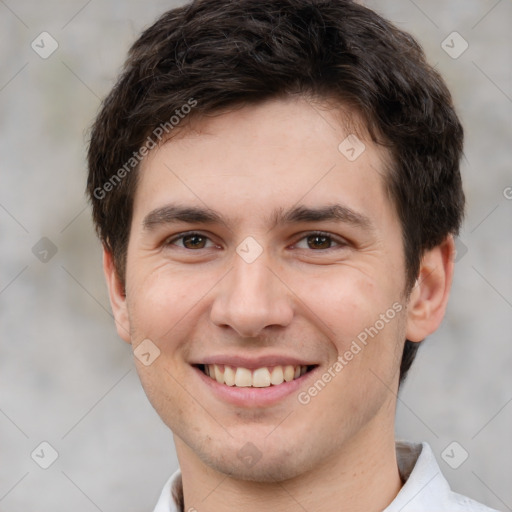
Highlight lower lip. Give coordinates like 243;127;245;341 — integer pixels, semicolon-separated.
193;366;317;407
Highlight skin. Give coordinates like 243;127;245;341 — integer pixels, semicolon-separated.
104;96;455;512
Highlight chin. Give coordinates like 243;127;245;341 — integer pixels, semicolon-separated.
193;435;319;483
207;452;310;483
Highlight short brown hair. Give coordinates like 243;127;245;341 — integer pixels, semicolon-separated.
87;0;464;385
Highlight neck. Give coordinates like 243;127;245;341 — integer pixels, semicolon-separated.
175;420;402;512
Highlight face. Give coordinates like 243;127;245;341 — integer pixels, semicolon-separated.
112;97;415;481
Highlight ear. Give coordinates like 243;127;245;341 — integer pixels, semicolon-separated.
405;235;456;342
103;246;131;344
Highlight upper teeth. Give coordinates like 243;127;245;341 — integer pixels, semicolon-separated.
204;364;308;387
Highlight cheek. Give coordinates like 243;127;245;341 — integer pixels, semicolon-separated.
300;268;395;346
126;264;206;339
134;360;190;435
299;266;405;395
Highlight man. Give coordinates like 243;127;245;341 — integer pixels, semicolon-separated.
87;1;499;510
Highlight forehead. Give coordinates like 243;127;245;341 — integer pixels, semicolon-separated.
132;96;395;230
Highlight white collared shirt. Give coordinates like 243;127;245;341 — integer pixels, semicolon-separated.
152;441;500;512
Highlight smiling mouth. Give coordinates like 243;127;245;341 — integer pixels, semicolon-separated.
196;364;317;388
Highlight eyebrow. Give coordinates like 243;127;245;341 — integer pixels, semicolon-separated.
142;203;374;232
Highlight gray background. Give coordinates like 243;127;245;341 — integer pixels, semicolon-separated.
0;0;511;510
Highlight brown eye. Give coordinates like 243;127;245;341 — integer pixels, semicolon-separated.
307;234;332;250
293;231;346;251
182;234;207;249
166;232;215;249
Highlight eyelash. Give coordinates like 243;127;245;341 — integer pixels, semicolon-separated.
164;230;348;251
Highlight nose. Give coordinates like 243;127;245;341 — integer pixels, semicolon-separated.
209;249;294;338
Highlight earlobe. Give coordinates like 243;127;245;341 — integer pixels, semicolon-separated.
405;236;456;343
102;247;132;344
